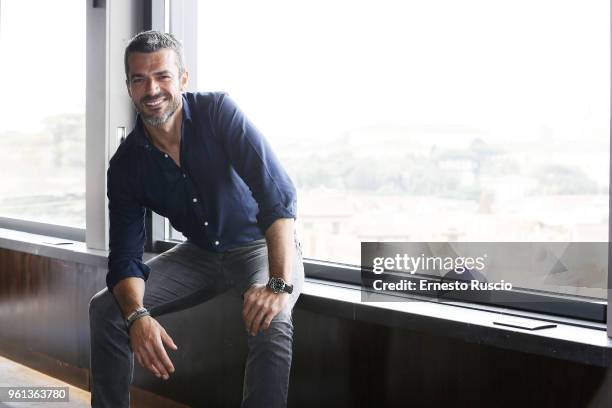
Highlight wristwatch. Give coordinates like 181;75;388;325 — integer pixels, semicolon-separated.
125;307;150;329
267;277;293;294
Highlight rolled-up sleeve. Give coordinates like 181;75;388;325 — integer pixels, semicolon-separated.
106;160;151;293
213;93;297;232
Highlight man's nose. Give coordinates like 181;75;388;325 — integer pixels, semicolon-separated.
145;78;160;94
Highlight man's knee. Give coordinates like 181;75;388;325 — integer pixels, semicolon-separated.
89;289;121;327
249;311;294;346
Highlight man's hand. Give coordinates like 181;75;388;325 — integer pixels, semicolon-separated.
242;284;289;336
129;316;178;380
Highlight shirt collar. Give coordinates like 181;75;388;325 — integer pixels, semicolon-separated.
134;92;191;149
181;92;192;123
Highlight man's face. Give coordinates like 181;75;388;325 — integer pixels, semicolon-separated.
126;49;188;127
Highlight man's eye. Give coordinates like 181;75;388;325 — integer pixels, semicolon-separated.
131;78;143;84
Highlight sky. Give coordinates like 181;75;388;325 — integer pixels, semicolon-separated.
197;0;610;144
0;0;85;133
1;0;608;140
0;0;609;160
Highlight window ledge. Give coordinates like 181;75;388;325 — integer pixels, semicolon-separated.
0;228;610;367
299;278;612;367
0;228;107;268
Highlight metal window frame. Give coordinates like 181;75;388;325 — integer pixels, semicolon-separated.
0;0;87;241
0;216;85;242
608;0;612;338
144;0;171;252
146;0;612;334
86;0;147;251
144;0;198;251
0;0;146;247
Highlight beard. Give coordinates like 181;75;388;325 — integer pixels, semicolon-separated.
136;91;181;127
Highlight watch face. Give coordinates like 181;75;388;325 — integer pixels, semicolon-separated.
269;278;284;293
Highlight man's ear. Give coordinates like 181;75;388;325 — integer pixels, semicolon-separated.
125;79;132;97
180;70;189;91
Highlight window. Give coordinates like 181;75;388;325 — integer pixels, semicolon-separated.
191;0;609;302
0;0;86;229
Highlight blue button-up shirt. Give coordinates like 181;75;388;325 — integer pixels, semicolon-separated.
106;92;297;292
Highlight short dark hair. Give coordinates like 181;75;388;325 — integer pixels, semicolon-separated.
124;30;185;80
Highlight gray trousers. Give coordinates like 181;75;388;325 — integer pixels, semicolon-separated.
88;237;304;408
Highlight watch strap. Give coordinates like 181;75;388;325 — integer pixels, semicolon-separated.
126;307;150;329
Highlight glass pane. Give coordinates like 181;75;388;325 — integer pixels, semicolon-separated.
169;222;187;242
196;0;609;298
0;0;86;228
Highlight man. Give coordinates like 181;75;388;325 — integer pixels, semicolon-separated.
88;30;303;408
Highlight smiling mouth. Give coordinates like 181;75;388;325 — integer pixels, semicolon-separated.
143;97;166;109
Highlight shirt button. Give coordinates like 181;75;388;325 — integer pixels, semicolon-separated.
204;221;209;226
192;198;198;203
214;241;220;246
182;173;186;178
164;154;169;158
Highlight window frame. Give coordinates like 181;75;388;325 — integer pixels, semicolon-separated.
0;0;145;247
0;0;87;240
0;216;85;242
